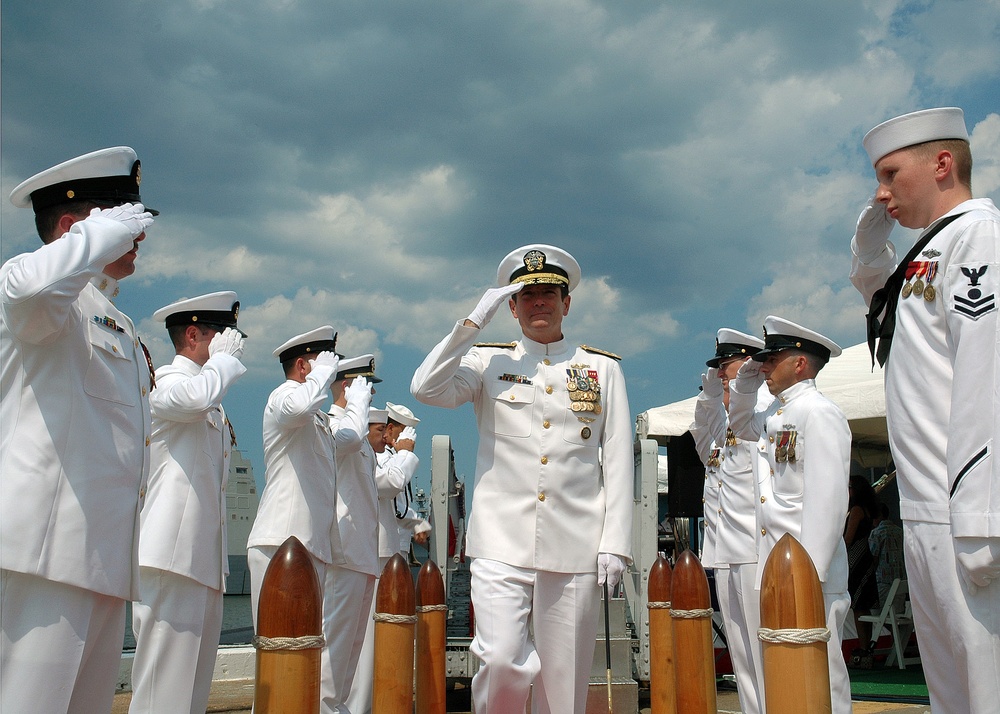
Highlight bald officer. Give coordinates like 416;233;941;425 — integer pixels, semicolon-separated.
728;316;852;714
850;107;1000;713
690;329;766;714
129;292;247;714
411;244;633;714
1;147;155;713
248;327;340;625
323;354;378;714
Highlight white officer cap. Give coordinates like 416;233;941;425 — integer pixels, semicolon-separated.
368;408;388;425
752;316;842;363
706;328;765;368
9;146;158;215
385;401;420;427
153;291;245;336
336;354;382;384
863;107;969;166
497;244;582;293
273;325;337;363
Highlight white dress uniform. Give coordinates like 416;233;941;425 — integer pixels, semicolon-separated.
130;309;247;714
1;213;153;711
728;318;852;714
852;197;1000;712
322;365;378;714
850;107;1000;714
247;330;341;625
411;321;633;714
690;379;768;713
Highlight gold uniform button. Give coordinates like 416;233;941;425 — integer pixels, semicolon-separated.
225;451;229;458
540;456;548;465
718;508;722;514
543;421;551;429
761;496;766;503
112;345;118;353
543;358;551;366
509;394;516;400
776;408;783;415
142;387;148;397
538;493;546;502
702;497;706;503
770;468;775;475
769;436;774;443
761;528;767;536
545;386;553;394
145;437;151;447
139;487;146;499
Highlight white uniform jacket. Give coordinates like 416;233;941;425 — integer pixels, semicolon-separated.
375;447;419;559
249;368;340;564
729;379;850;592
329;400;379;576
690;389;763;566
689;400;722;568
851;199;1000;538
139;353;246;590
411;322;633;572
0;215;152;599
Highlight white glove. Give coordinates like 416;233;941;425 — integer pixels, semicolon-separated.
853;194;895;263
92;202;154;239
312;351;340;372
208;327;245;359
345;375;372;407
597;552;627;589
955;537;1000;594
398;426;417;444
734;358;764;393
467;283;523;329
701;368;723;398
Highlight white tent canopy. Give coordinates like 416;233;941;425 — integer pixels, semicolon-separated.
637;342;891;466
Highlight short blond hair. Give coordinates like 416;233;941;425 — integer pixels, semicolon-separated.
913;139;972;190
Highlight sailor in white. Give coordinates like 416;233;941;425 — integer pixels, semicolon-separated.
850;107;1000;714
129;292;247;714
344;401;421;714
248;327;340;626
1;147;155;713
411;244;633;714
728;316;852;714
690;329;767;714
322;355;378;714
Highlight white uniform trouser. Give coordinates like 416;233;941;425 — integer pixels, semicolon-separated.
321;564;376;714
716;564;764;714
904;520;1000;714
129;567;224;714
1;569;125;714
469;558;600;714
345;556;390;714
248;545;326;628
822;591;851;714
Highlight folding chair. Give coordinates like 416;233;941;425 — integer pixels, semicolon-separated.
858;578;921;669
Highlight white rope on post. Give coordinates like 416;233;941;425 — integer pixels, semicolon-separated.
670;607;713;619
374;612;418;624
252;634;326;651
646;600;671;610
757;626;831;644
416;604;449;613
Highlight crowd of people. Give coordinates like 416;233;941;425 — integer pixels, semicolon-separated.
1;104;996;714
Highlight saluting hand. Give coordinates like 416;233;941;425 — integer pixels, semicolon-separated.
466;283;524;329
701;367;723;398
735;358;764;392
209;327;245;359
395;425;417;451
92;202;155;239
853;194;895;263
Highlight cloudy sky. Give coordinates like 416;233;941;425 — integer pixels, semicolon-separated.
3;0;999;494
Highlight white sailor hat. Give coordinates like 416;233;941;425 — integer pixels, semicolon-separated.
368;408;388;425
9;146;158;215
863;107;969;166
385;401;419;427
153;291;245;336
706;328;765;368
497;244;581;293
336;354;382;384
273;325;337;363
752;316;842;363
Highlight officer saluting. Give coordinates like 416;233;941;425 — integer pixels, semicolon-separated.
1;147;155;713
130;292;247;714
411;244;633;714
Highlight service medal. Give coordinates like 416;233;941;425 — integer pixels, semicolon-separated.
901;281;913;299
912;277;924;297
923;284;936;301
581;426;592;440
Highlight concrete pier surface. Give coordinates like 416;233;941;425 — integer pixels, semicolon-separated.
112;681;930;713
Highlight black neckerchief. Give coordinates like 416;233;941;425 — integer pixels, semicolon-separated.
866;211;966;368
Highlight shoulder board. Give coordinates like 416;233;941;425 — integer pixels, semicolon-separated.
473;342;517;349
580;345;622;361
